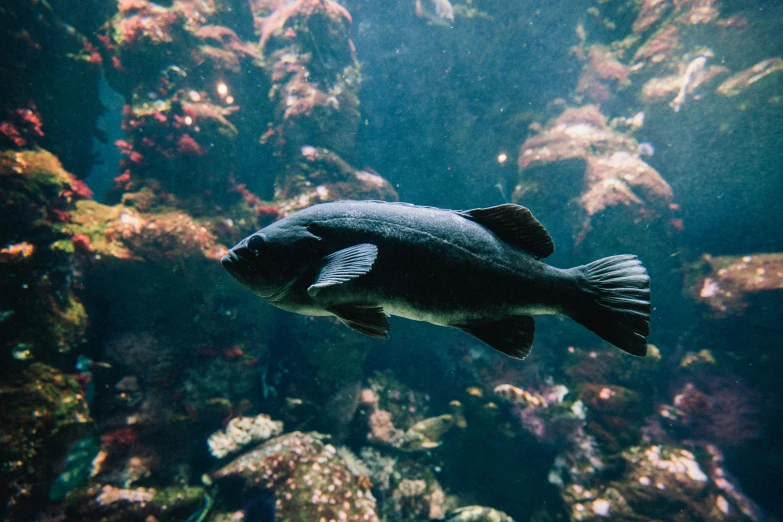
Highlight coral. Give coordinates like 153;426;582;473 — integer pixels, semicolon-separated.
358;447;397;491
0;106;45;149
633;0;673;33
562;345;661;390
206;414;283;458
65;200;228;263
276;147;398;215
0;363;93;518
575;45;630;104
0;0;106;176
496;381;584;446
255;0;353;52
517;105;675;248
716;58;783;97
367;370;432;429
363;449;448;522
680;349;716;368
579;384;643;453
65;483;207;521
494;383;549;407
442;505;516;522
97;0;273;216
355;371;464;452
0;149;91;363
257;0;397;212
212;431;380;521
689;253;783;316
368;409;405;447
362;394;461;452
553;441;759;521
658;376;762;447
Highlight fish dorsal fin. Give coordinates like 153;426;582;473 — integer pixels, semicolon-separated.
327;304;390;339
308;244;378;297
455;315;535;360
462;204;554;259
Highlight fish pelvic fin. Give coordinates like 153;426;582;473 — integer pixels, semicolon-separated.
455;315;535;360
571;255;651;356
327;303;390;339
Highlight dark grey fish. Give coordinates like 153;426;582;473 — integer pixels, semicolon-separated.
221;201;651;360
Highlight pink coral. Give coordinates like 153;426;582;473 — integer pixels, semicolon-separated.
176;134;205;156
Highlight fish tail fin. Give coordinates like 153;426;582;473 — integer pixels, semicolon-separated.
570;255;651;356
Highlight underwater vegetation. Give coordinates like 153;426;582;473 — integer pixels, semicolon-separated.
1;0;783;520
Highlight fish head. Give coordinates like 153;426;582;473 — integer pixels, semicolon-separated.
221;230;303;301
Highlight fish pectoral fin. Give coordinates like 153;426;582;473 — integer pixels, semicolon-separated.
461;204;554;259
455;315;535;360
327;304;390;339
307;243;378;297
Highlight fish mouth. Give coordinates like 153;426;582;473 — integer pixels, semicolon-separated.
220;250;240;270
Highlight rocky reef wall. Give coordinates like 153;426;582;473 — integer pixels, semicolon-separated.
2;0;782;520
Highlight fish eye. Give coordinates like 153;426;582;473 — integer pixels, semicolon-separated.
246;234;265;254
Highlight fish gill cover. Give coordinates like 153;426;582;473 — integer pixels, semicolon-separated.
0;0;782;520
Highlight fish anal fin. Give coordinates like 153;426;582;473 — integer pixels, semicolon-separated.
308;244;378;297
327;304;390;339
455;315;535;360
462;204;555;259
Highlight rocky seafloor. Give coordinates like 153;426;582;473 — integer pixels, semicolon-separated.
2;0;783;520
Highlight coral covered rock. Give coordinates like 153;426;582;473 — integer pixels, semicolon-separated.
689;253;783;317
207;413;283;458
516;105;675;248
98;0;274;213
65;483;207;522
1;149;91;363
0;363;93;518
557;443;759;521
0;0;107;176
212;431;380;521
257;0;398;212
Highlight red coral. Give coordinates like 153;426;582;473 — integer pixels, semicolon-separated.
83;41;103;64
667;376;763;446
223;345;244;359
17;107;44;137
115;139;133;154
230;182;262;206
67;176;94;199
50;209;71;222
72;233;94;253
176;134;206;156
101;426;139;446
114;170;132;187
0;122;26;147
0;106;45;148
255;204;280;217
111;55;125;71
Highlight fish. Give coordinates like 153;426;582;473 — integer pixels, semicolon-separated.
415;0;455;26
221;201;651;360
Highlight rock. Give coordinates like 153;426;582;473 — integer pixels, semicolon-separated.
688;253;783;317
0;363;93;519
212;431;380;521
65;483;207;522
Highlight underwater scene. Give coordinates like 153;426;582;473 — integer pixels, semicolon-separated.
2;0;783;520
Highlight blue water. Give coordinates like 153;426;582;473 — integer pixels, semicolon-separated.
1;0;782;520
